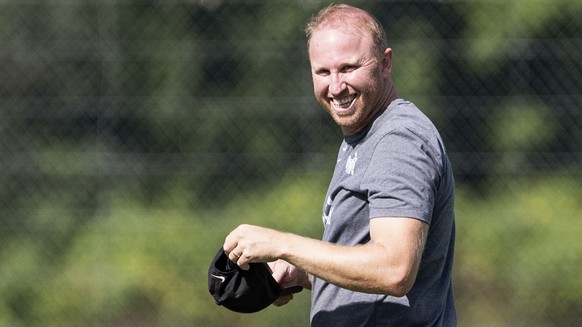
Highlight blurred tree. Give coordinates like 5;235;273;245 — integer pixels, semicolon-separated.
446;0;582;186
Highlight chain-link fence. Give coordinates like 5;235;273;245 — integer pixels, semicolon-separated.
1;0;581;326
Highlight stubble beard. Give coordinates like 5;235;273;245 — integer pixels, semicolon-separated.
318;83;382;134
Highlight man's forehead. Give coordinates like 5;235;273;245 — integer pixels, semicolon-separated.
308;28;375;70
315;15;362;34
309;25;372;52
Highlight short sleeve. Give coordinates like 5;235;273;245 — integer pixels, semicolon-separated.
362;126;443;223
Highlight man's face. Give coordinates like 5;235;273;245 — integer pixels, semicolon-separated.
308;26;392;135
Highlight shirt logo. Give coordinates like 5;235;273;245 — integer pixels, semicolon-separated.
345;151;358;176
211;274;226;283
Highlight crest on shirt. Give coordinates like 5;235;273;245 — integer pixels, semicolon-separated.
345;151;358;176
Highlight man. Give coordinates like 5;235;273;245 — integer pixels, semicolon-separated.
223;4;456;326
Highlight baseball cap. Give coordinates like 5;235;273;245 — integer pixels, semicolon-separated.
207;247;283;313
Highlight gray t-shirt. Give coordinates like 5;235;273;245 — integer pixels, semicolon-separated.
311;99;456;327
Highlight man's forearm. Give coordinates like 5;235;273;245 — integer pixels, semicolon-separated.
277;233;415;296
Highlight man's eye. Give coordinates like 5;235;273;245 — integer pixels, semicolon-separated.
316;69;330;76
341;66;356;73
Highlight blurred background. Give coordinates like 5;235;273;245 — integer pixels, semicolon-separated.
1;0;581;326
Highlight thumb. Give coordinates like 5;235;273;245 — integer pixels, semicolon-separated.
270;263;288;284
269;260;296;286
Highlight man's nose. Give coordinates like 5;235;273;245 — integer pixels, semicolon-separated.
329;73;346;95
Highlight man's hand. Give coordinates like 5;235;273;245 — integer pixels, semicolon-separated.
222;225;312;306
223;224;283;270
269;260;310;306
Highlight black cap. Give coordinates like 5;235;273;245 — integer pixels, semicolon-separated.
208;247;282;313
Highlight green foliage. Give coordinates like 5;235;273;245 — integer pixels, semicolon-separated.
0;170;328;326
463;0;582;71
491;100;557;151
488;99;560;174
392;16;442;114
455;172;582;326
1;1;581;326
2;169;580;326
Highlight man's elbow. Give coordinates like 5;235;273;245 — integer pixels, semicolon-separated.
379;268;416;297
389;279;414;298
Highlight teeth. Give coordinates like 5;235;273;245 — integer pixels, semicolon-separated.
332;95;356;108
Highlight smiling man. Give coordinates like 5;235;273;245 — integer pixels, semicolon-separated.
307;8;396;135
222;4;457;326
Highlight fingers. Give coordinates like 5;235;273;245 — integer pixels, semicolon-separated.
223;225;247;268
228;250;242;262
222;226;242;255
225;249;250;270
269;259;296;285
224;225;257;271
269;261;286;283
223;224;281;271
223;224;263;269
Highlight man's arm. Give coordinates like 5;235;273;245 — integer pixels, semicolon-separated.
223;217;428;296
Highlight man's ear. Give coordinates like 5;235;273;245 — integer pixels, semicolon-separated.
381;48;393;78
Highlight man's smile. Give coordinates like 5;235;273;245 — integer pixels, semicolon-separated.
331;94;357;111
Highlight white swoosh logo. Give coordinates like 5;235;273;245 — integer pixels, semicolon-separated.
211;274;226;283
